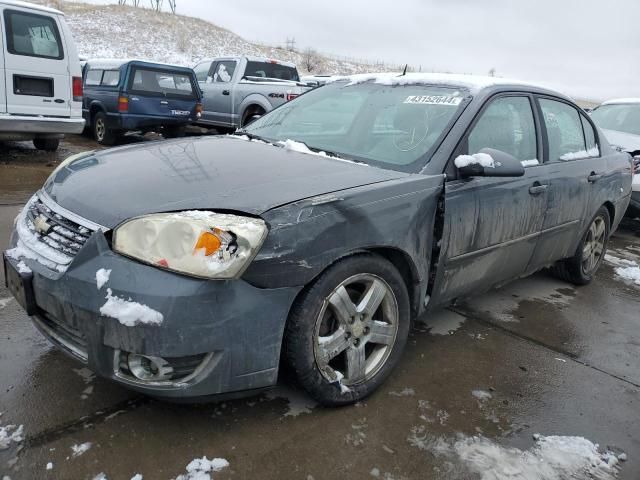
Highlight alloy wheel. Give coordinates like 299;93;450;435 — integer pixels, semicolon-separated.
582;215;606;274
313;273;399;386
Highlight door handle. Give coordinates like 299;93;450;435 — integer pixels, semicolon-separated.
529;183;548;195
222;90;230;96
588;172;602;183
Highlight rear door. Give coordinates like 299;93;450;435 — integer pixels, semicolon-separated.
126;65;199;121
431;94;548;304
200;59;237;125
0;10;6;113
2;7;70;117
528;97;602;267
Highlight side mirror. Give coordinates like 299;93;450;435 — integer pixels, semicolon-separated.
456;148;525;178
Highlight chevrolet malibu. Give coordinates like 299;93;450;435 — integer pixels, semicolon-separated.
3;73;633;406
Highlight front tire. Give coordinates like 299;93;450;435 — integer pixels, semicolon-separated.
284;254;410;406
552;206;610;285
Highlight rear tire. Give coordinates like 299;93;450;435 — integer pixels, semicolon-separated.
33;138;59;152
93;111;117;145
552;206;610;285
284;254;410;406
241;106;265;127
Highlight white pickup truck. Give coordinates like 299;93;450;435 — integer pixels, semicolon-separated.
193;56;310;130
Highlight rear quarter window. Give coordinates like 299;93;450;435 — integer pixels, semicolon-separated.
85;69;103;86
101;70;120;86
244;61;299;81
3;9;64;60
128;67;197;99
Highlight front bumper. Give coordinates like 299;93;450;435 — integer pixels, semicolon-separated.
0;114;85;135
6;228;301;400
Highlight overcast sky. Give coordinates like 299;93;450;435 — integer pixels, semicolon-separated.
75;0;638;101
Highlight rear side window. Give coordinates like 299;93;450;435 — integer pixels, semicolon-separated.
4;10;64;60
539;99;597;161
244;61;300;82
101;70;120;86
581;115;599;154
468;96;537;162
85;69;103;86
129;67;197;98
212;61;236;83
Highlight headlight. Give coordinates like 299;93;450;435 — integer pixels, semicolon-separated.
113;211;268;279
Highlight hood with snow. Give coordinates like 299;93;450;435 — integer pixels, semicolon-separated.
43;136;406;228
600;129;640;155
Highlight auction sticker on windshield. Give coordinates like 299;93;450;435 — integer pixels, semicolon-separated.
403;95;462;106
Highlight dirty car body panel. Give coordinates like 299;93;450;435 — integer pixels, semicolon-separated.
4;74;632;401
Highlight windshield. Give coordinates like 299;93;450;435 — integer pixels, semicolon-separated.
243;81;468;171
591;103;640;136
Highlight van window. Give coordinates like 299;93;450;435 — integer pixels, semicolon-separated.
85;70;103;86
129;67;197;98
4;10;64;60
101;70;120;86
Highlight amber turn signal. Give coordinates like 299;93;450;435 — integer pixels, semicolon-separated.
194;231;222;256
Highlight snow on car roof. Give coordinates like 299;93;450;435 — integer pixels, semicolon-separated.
601;98;640;105
328;72;545;94
194;56;297;69
1;0;63;15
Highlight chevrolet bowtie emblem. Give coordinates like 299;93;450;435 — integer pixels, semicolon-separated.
33;214;52;234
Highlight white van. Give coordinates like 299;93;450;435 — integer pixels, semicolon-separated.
0;0;84;151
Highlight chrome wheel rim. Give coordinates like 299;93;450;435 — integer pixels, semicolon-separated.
313;273;399;386
96;119;105;141
582;215;606;274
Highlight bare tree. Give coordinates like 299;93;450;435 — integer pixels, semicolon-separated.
167;0;176;13
488;67;496;77
303;48;320;73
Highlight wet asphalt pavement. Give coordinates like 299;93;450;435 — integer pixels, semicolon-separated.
0;135;639;480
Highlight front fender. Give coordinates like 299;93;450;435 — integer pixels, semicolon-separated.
242;174;445;306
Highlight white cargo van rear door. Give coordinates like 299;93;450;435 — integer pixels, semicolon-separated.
0;9;6;113
1;6;71;117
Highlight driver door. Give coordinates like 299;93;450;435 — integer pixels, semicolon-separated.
431;94;549;304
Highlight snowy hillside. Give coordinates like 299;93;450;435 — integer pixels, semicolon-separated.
35;0;397;75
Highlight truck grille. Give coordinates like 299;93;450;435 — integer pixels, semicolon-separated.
13;194;101;272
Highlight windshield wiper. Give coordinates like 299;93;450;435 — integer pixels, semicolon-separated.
234;131;271;143
285;139;368;165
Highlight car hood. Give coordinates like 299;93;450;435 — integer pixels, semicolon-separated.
43;136;407;228
601;129;640;154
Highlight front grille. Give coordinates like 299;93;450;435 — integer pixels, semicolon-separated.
26;197;92;258
12;194;100;272
34;312;88;362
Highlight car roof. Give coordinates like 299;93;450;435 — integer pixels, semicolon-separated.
601;98;640;106
85;58;194;71
1;0;63;15
196;56;297;69
328;72;569;98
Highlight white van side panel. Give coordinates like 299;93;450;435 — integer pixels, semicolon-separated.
0;10;6;113
2;5;71;117
58;14;81;118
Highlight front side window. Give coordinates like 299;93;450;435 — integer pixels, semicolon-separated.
212;61;236;83
130;67;197;98
244;81;467;171
4;10;63;59
539;99;596;161
101;70;120;86
85;69;103;86
468;96;537;162
194;61;211;82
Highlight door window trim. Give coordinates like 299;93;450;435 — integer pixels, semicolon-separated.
446;91;541;180
533;94;601;163
3;9;64;60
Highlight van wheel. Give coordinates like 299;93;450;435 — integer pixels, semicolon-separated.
33;138;59;152
93;112;117;145
284;254;410;406
552;206;610;285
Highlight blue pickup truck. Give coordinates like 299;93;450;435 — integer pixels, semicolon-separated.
82;59;202;145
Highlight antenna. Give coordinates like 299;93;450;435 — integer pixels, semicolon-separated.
399;64;408;76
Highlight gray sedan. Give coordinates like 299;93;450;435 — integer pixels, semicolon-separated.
3;73;633;405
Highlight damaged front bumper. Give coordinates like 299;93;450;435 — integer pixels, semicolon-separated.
5;225;301;400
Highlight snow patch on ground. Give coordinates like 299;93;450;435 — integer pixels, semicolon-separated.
73;367;95;385
425;309;466;335
46;462;53;470
96;268;112;290
0;421;24;451
454;153;495;169
175;457;229;480
408;431;625;480
92;474;107;480
471;390;492;402
265;386;317;417
389;388;415;397
605;254;640;286
130;475;143;480
0;297;13;310
71;442;92;457
99;289;163;327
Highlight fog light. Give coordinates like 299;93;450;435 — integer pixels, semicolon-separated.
127;354;174;381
